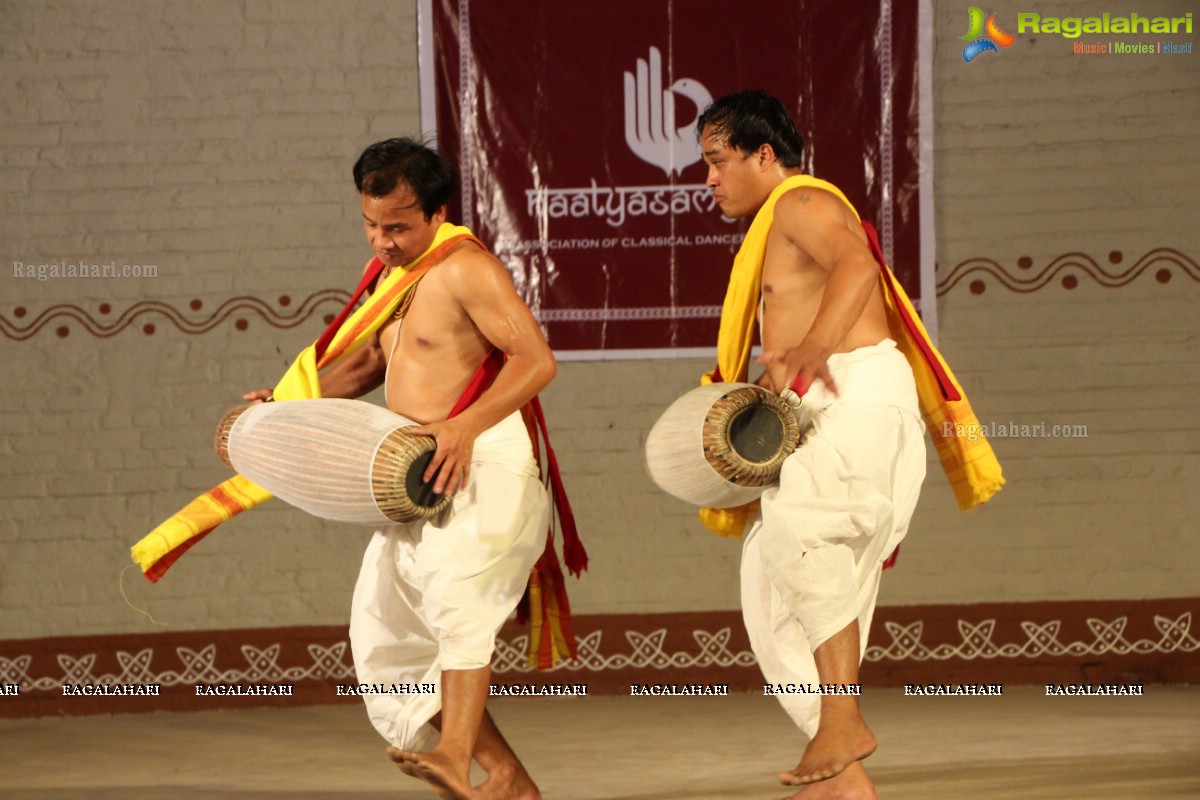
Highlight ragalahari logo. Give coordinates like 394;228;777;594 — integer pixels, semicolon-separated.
623;47;712;178
960;7;1016;62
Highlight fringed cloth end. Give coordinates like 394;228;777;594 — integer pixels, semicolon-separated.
516;393;587;668
131;477;269;582
518;543;578;669
133;529;213;584
863;221;1005;512
927;399;1007;511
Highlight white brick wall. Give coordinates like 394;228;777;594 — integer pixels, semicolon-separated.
1;0;1197;640
885;0;1200;605
0;0;421;638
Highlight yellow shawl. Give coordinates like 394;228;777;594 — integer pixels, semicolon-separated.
700;175;1003;537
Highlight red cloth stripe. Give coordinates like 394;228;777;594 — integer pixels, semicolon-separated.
144;528;214;584
313;234;481;366
447;348;587;579
313;257;385;363
447;347;586;663
861;222;960;402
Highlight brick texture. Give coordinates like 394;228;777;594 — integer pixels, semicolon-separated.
1;0;1197;644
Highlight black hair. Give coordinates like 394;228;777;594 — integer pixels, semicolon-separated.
695;90;805;168
352;138;460;218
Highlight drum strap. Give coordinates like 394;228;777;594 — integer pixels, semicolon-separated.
381;286;416;408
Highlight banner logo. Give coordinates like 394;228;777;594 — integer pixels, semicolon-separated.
1017;12;1192;39
960;7;1016;62
623;47;712;177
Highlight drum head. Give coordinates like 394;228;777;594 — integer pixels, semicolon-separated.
374;429;452;522
701;385;802;489
728;404;786;464
645;382;803;506
405;451;445;509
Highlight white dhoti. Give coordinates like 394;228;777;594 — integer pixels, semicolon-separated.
348;410;549;749
741;339;926;738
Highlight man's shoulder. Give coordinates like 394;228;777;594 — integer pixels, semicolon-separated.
419;239;519;312
773;181;860;240
775;181;850;215
439;238;504;280
445;236;491;260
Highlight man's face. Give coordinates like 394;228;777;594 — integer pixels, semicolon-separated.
700;125;766;220
361;184;445;268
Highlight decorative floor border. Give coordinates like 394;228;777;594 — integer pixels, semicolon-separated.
4;248;1195;341
1;599;1195;718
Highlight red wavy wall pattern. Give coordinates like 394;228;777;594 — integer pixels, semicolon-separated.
2;249;1196;341
0;291;349;341
936;248;1199;296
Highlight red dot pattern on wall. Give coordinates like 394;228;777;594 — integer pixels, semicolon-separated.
936;248;1196;296
1;251;1194;344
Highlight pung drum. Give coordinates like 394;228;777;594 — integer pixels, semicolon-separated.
214;398;449;524
644;383;803;508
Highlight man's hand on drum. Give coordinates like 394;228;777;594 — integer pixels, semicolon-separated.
409;417;480;496
242;389;274;404
758;338;839;398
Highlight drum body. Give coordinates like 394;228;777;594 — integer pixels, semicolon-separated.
645;383;803;508
215;399;449;524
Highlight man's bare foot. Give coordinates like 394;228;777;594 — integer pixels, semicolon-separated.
388;746;474;800
778;708;877;785
476;760;541;800
779;761;877;800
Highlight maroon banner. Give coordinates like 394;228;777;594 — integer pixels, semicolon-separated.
426;0;922;355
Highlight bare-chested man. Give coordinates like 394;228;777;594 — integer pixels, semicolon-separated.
696;91;927;799
248;139;553;800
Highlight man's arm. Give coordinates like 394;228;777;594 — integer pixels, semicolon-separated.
317;341;387;398
758;188;881;395
410;245;556;494
755;370;778;393
243;336;386;402
244;258;388;403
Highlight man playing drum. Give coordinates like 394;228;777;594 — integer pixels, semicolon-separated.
697;91;927;800
247;139;554;800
